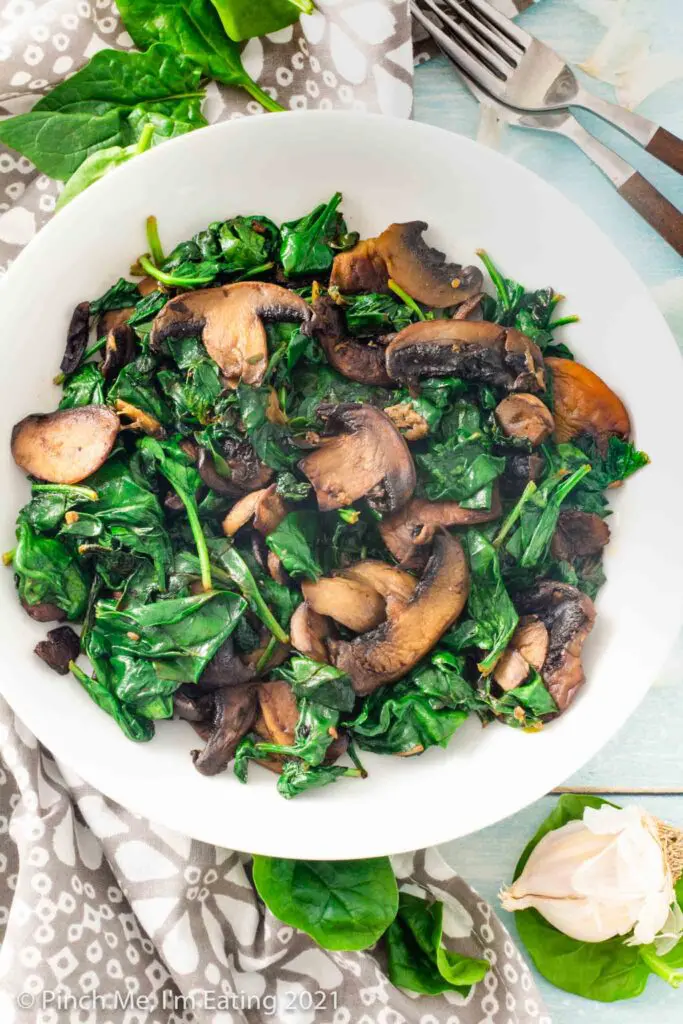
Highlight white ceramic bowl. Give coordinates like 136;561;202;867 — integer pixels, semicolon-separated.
1;112;681;859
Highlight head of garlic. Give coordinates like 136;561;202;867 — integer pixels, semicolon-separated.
500;804;683;947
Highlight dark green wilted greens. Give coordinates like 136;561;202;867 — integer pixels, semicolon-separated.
8;196;648;800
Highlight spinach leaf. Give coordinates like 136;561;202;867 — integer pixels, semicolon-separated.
237;385;296;471
349;651;476;755
90;278;142;318
13;522;89;620
70;660;153;742
19;483;98;534
56;124;155;209
0;45;206;181
205;539;290;643
108;356;173;425
158;338;222;428
481;669;557;728
275;471;311;502
89;590;245;709
503;465;591;570
512;795;683;1001
252;855;399;950
280;193;350;277
275;760;362;799
59;365;106;409
462;531;518;674
265;511;322;580
116;0;285;111
217;215;280;272
417;438;505;504
139;437;212;591
278;656;356;712
386;892;489;995
343;293;416;336
241;699;340;768
212;0;314;42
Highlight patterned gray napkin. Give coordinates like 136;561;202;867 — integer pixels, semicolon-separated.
0;2;549;1021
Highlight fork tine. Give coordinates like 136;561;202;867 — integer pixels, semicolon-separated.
441;0;522;66
417;0;512;80
464;0;530;48
411;3;507;93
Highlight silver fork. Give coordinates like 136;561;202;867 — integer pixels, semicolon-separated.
412;0;683;175
451;67;683;256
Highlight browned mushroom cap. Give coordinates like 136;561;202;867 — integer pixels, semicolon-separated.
198;638;255;691
101;324;136;381
61;301;90;375
333;530;470;695
299;403;416;514
499;452;544;499
515;581;596;712
546;357;630;452
222;484;288;537
34;625;80;676
150;282;311;388
551;510;610;563
379;493;501;566
303;297;393;386
197;439;273;496
339;560;417;605
493;616;549;691
290;601;333;663
495;394;555;446
11;406;120;484
302;576;386;633
258;681;299;746
330;237;389;294
386;320;545;391
375;222;483;308
191;684;258;776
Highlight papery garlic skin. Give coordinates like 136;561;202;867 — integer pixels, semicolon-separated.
500;806;676;945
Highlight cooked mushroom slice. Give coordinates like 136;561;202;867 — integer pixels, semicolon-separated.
551;510;610;563
198;638;255;691
61;301;90;375
303;296;393;386
150;282;310;388
222;484;288;537
174;686;214;723
191;684;258;776
384;402;430;441
546;357;630;451
515;581;596;712
34;625;80;676
375;222;483;308
499;452;544;499
299;404;416;514
330;237;389;294
379;494;501;566
267;550;288;586
453;292;485;320
333;530;470;695
495;394;554;446
302;576;386;633
493;616;549;692
101;324;136;381
197;440;273;496
11;406;120;484
258;681;299;746
114;399;163;437
339;560;417;605
22;600;67;623
290;601;333;663
386;320;545;391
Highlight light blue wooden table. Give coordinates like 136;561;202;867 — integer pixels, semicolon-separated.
412;1;683;1020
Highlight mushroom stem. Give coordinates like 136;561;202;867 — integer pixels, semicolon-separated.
388;278;426;321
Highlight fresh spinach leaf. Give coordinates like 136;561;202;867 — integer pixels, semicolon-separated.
212;0;314;42
0;45;206;181
386;892;489;995
56;124;155;209
266;511;322;580
252;855;399;950
116;0;285;111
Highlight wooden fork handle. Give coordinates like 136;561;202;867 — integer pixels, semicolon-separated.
618;172;683;257
645;127;683;176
